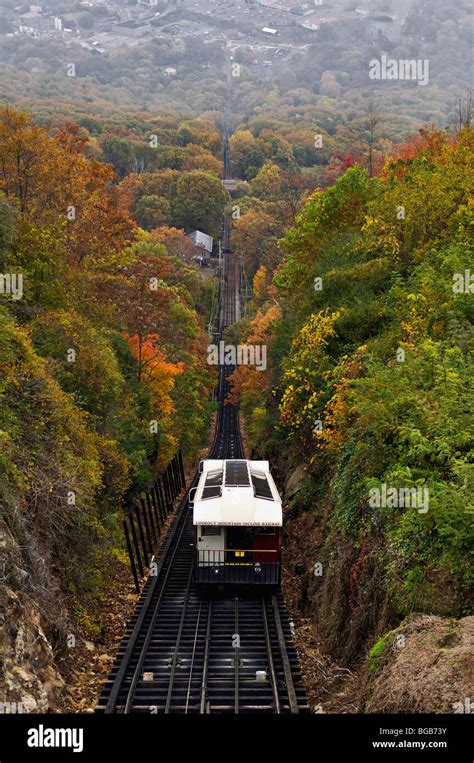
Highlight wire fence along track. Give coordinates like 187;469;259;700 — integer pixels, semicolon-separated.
98;139;308;716
123;453;186;592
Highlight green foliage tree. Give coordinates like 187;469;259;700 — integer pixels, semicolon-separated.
172;169;228;236
135;195;171;230
236;127;474;626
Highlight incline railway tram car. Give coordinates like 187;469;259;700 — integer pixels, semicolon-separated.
190;459;282;588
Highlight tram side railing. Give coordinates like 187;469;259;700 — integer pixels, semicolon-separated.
194;548;280;585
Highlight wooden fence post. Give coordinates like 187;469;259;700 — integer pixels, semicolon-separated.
140;496;153;554
135;499;149;562
128;512;144;578
178;450;185;488
123;519;140;593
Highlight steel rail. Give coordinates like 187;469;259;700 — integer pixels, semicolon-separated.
262;597;281;713
104;481;195;713
199;602;213;714
164;566;194;714
271;594;299;714
122;506;192;714
184;601;203;714
234;597;240;714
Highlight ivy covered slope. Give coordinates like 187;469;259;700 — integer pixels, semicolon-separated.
0;106;216;695
231;127;473;662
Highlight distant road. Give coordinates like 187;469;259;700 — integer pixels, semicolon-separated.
390;0;417;36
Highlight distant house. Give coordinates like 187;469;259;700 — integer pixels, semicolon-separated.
303;16;320;30
187;231;213;266
303;15;336;31
262;26;278;35
188;231;213;253
164;67;177;76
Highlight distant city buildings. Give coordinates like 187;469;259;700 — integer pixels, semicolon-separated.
258;0;315;15
7;0;407;56
19;8;53;34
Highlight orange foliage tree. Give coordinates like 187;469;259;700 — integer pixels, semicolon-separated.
0;106;134;264
126;334;184;462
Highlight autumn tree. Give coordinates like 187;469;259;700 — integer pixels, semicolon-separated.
100;135;135;179
135;195;171;230
232;208;286;277
0;106;134;269
149;226;200;263
100;248;175;380
172;169;228;236
251;163;283;200
229;130;265;180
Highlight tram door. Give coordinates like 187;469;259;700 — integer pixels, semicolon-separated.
226;527;252;562
253;527;279;564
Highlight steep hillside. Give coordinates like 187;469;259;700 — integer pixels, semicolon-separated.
0;107;216;709
230;126;474;702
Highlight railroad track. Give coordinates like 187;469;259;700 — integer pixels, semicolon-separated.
97;142;308;716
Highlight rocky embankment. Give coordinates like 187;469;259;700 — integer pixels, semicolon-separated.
281;465;473;714
2;540;65;713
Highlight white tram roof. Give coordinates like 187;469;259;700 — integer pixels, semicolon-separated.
193;459;282;527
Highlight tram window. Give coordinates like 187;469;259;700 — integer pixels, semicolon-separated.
202;469;223;499
202;526;221;536
202;486;221;499
251;472;273;500
205;470;223;486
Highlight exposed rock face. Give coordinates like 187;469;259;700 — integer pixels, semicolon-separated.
1;520;66;714
361;615;474;713
2;580;65;713
285;464;308;514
